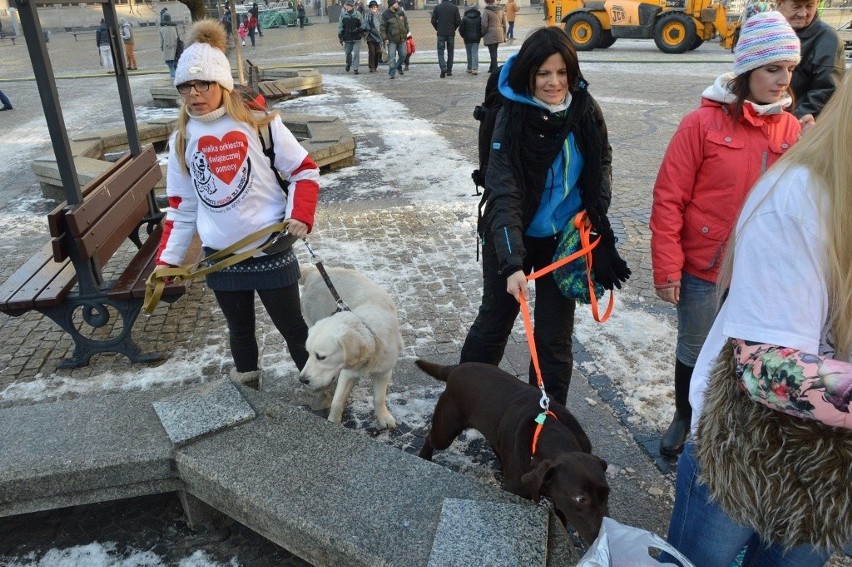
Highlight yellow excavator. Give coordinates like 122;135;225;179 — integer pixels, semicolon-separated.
545;0;741;54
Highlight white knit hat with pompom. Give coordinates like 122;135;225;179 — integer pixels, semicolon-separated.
174;19;234;91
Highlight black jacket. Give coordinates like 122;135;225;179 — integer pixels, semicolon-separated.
431;0;461;37
483;87;613;276
458;7;482;43
96;23;110;47
791;17;845;118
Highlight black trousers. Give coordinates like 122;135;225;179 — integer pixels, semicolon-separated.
487;43;498;72
214;283;309;373
460;234;576;405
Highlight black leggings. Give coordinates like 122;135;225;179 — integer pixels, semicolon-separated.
214;283;309;373
460;235;576;405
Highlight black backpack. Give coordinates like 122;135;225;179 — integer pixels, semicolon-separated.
471;67;503;196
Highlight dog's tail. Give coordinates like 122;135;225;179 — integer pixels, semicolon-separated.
298;264;318;285
415;359;456;383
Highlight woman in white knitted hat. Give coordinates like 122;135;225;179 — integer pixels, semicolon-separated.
650;10;803;459
155;19;320;387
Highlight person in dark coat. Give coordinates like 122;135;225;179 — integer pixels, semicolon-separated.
96;18;114;71
460;27;629;406
431;0;461;78
380;0;409;79
458;0;482;74
776;0;845;121
250;2;264;36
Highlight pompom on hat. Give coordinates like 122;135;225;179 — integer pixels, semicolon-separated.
174;19;234;91
733;10;800;76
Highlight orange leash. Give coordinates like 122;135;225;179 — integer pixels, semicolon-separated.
520;212;614;456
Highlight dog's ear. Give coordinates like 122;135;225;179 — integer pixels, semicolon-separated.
596;456;608;472
340;319;377;368
520;460;554;502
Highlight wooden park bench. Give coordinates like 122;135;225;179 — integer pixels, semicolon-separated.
0;146;198;369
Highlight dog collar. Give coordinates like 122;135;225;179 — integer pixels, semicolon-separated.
531;410;558;460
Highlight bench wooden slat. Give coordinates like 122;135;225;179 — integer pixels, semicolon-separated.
0;242;76;311
47;152;133;239
64;147;157;237
79;168;161;264
110;229;200;301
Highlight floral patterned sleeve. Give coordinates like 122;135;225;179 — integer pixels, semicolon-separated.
734;339;852;430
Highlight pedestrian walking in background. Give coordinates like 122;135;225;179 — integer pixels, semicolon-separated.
120;18;137;70
156;19;320;389
238;20;247;45
380;0;409;79
650;11;803;458
0;90;12;111
297;1;307;28
403;31;415;70
660;74;852;567
221;7;233;38
775;0;845;122
95;18;114;71
159;12;180;78
246;13;258;47
505;0;518;40
250;2;264;37
460;27;629;406
432;0;461;78
480;0;506;73
458;0;482;75
338;0;366;74
365;0;384;71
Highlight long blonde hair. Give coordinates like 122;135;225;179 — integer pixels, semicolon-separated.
719;74;852;359
172;89;276;172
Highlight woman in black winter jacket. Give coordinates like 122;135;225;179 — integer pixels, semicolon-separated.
460;27;630;405
458;3;482;74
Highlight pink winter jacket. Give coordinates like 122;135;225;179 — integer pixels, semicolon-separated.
650;97;800;287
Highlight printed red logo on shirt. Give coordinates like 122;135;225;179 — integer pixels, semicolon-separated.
198;132;249;184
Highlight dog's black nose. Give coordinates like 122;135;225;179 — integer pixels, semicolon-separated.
299;375;309;384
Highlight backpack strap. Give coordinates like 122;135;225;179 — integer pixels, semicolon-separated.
258;123;290;196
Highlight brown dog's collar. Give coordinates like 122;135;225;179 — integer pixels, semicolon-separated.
531;410;559;460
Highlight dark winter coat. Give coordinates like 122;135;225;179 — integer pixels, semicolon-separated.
459;7;482;43
431;0;461;37
95;23;111;47
791;16;846;119
338;9;365;42
482;66;613;276
380;8;408;43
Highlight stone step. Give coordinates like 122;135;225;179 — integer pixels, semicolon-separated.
175;386;552;567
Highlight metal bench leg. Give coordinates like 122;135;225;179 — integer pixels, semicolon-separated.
40;297;161;369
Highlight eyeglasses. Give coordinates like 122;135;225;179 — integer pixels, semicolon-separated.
177;80;214;94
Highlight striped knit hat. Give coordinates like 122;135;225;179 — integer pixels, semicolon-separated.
734;11;800;76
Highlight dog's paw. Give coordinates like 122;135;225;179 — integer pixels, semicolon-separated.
309;386;334;411
376;412;397;430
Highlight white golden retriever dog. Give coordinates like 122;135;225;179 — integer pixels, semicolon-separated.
299;266;403;429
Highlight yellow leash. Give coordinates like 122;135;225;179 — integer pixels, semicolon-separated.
143;221;291;315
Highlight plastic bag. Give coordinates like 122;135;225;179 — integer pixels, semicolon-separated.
576;517;696;567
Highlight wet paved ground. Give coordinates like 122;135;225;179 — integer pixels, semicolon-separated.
0;4;850;565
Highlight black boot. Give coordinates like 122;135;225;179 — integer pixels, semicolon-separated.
660;359;694;457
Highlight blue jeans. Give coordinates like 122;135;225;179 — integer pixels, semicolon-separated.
437;34;454;72
507;20;515;38
675;272;717;366
165;59;177;78
344;40;361;71
387;41;406;76
662;443;831;567
464;42;479;71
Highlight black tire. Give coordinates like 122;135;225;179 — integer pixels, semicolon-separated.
599;30;616;48
653;12;697;54
564;12;603;51
689;36;704;50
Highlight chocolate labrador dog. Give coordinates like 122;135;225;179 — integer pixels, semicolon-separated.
416;360;609;543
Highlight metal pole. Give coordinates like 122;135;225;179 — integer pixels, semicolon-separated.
14;0;82;206
230;0;245;85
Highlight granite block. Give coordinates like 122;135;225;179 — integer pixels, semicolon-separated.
427;498;548;567
152;379;256;447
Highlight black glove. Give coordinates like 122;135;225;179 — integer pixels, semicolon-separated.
339;35;344;45
591;228;631;290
